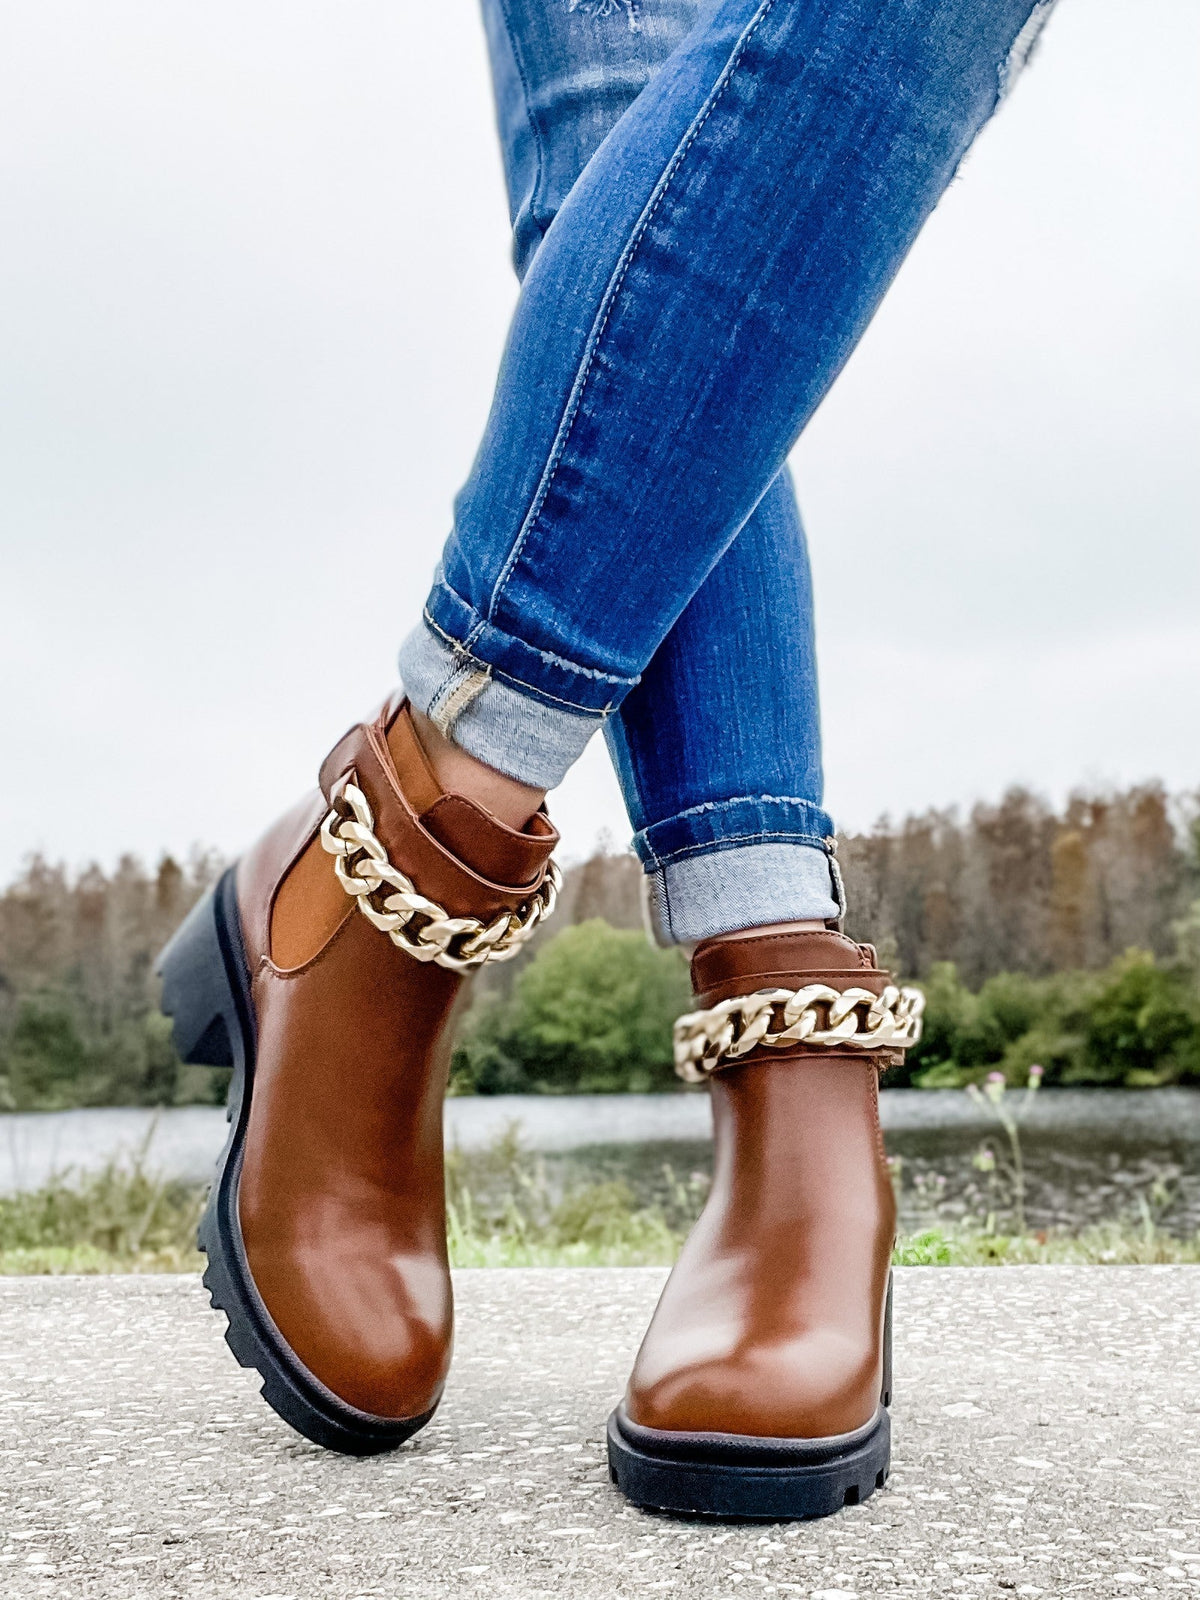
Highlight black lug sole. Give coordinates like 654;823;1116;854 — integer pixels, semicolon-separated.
607;1404;890;1521
607;1275;894;1521
157;868;434;1456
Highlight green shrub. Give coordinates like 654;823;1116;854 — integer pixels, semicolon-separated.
898;961;971;1085
453;920;691;1094
901;962;1049;1086
456;928;1200;1095
903;948;1200;1089
2;997;88;1110
0;996;190;1110
1077;951;1200;1086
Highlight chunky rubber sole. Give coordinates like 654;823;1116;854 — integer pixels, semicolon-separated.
156;869;434;1455
607;1277;894;1521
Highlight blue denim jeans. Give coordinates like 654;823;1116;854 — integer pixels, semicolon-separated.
400;0;1055;942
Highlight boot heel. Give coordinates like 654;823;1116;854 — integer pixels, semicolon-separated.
156;869;250;1068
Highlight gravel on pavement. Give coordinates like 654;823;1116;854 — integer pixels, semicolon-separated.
1;1266;1198;1599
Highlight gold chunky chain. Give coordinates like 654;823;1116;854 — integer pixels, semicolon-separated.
319;774;561;973
674;982;925;1083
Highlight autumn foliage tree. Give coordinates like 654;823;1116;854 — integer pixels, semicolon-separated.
1;783;1197;1104
838;784;1197;984
0;852;221;1109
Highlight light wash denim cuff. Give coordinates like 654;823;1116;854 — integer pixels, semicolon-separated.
398;619;601;789
644;841;842;946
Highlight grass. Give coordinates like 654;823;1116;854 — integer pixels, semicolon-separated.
1;1130;1197;1275
893;1223;1200;1266
0;1161;206;1275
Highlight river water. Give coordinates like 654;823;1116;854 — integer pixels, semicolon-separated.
2;1090;1197;1236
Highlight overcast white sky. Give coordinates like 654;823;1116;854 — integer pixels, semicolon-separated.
1;0;1197;882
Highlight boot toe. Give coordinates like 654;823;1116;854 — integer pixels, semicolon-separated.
628;1326;880;1440
250;1240;452;1421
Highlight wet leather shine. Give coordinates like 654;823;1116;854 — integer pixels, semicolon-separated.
625;929;898;1440
233;693;558;1421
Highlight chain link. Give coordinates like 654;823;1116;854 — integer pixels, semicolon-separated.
319;775;561;973
674;981;925;1083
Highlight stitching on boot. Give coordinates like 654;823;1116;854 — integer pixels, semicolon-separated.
706;929;855;955
868;1061;890;1168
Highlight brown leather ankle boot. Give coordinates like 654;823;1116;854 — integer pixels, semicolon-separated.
607;926;923;1518
157;693;559;1453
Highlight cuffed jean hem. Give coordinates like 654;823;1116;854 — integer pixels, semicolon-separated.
643;840;843;946
630;796;842;945
425;572;639;713
632;794;836;871
398;617;602;789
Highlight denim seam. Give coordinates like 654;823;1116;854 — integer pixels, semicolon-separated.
657;862;676;944
633;795;834;871
428;662;491;734
420;608;614;720
484;0;780;624
425;605;491;673
422;607;477;657
418;613;492;721
495;0;551;258
639;830;834;872
426;580;638;698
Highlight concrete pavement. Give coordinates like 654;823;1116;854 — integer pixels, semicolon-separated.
1;1267;1198;1598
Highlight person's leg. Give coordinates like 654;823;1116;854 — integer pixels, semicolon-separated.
606;474;838;940
421;0;1053;1520
469;0;838;935
401;0;1056;913
480;0;700;283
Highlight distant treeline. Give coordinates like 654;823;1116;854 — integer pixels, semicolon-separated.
839;784;1199;988
0;852;223;1110
1;783;1197;1107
